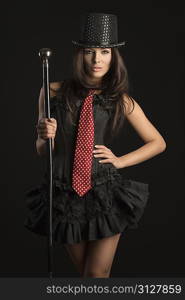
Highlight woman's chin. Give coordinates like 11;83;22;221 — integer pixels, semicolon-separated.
89;72;104;79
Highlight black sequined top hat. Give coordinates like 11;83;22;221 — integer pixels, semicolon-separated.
72;13;126;48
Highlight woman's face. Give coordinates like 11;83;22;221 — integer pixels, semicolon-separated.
83;48;112;82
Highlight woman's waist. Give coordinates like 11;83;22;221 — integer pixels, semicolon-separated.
42;162;121;190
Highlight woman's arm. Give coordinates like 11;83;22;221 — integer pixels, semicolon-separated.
119;95;166;168
36;136;55;156
36;82;61;156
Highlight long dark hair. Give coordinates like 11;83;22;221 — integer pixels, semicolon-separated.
52;47;134;136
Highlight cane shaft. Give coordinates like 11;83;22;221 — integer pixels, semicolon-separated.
42;57;54;278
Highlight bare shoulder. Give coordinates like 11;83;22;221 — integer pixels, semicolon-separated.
122;93;135;116
122;93;166;145
123;93;150;117
122;93;148;121
49;81;63;98
39;81;63;99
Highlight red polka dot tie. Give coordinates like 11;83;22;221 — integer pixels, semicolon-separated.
72;89;95;197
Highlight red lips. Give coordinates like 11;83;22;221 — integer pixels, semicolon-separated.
92;67;102;71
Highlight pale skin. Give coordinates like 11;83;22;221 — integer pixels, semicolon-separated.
36;47;166;277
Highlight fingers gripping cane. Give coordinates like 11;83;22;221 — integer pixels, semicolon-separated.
39;48;54;279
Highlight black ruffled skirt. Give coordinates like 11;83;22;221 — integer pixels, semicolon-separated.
24;167;150;245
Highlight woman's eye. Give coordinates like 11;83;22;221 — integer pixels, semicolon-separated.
102;50;110;54
84;50;92;54
84;49;110;55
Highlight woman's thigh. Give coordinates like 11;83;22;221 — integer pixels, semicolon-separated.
83;233;121;277
64;240;88;274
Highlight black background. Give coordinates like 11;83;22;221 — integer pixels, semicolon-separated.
2;0;185;277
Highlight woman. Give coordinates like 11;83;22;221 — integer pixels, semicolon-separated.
24;13;166;278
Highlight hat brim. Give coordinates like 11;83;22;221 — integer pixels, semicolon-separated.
72;40;126;48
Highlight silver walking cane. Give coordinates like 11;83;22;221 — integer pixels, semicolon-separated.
38;48;54;279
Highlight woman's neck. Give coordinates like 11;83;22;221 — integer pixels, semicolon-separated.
93;89;102;95
85;76;103;94
86;75;102;87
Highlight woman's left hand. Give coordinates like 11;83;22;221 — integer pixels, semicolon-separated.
93;145;123;169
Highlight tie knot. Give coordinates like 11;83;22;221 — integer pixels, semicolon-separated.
88;89;95;96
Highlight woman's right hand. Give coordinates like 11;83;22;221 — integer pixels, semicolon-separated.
36;118;57;140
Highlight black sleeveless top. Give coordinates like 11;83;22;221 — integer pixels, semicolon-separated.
44;92;121;189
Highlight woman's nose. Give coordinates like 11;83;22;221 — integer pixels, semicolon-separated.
93;53;101;63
